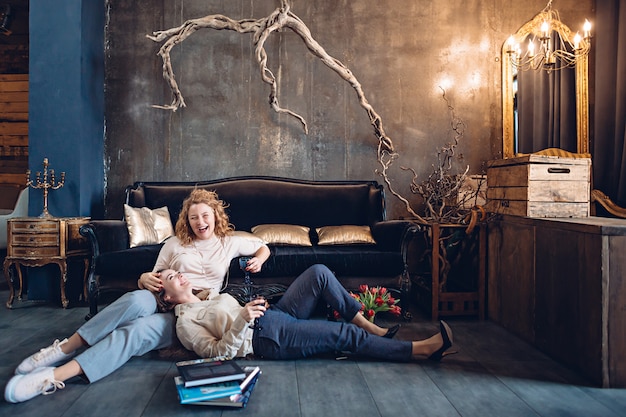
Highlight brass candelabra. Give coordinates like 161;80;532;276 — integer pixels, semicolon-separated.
26;157;65;218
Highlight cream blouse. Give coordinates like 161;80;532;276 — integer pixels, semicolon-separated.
175;293;254;360
153;234;265;292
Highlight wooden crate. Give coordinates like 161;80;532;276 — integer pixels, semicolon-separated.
486;155;591;218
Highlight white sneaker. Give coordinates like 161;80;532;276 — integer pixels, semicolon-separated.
4;367;65;403
15;338;74;375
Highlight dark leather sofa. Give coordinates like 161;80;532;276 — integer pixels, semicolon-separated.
80;176;419;319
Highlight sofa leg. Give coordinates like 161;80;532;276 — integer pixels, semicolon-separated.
85;271;99;320
86;296;98;321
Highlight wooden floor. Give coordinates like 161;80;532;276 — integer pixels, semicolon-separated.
1;289;626;417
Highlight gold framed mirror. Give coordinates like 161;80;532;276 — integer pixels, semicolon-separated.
501;7;589;158
500;3;626;218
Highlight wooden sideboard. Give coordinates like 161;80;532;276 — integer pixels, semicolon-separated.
3;217;90;308
487;215;626;387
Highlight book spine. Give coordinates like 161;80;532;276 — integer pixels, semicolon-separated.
233;373;260;408
239;366;261;390
191;373;260;408
183;372;246;388
174;376;242;404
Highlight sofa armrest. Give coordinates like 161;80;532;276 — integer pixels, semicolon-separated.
80;220;130;254
80;220;130;320
370;220;420;252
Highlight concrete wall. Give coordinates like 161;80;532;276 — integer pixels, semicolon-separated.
104;0;594;220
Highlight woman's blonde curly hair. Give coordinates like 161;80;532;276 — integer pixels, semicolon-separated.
175;189;233;246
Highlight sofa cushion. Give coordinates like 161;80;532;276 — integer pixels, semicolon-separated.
231;246;404;278
124;204;174;248
251;224;312;246
96;243;163;277
316;225;375;245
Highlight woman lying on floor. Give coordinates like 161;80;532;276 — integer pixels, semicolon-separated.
158;264;454;363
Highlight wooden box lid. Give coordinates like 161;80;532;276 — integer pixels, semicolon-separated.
487;154;591;168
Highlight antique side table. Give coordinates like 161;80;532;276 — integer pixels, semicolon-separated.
3;216;90;308
410;222;486;320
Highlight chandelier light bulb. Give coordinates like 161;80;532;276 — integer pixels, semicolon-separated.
573;32;581;49
583;19;591;38
541;20;550;38
507;35;516;49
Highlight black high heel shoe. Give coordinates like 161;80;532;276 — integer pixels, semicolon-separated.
383;324;400;339
428;321;453;362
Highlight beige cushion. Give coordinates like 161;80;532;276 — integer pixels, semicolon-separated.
316;225;375;245
124;204;174;248
251;224;312;246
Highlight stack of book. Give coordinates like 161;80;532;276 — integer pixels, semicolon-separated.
174;358;261;408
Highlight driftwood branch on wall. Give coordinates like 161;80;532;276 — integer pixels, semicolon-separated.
146;1;395;152
148;0;479;224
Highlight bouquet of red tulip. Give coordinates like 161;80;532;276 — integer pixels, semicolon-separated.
347;285;401;322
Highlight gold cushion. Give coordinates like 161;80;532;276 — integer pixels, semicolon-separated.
232;230;265;243
124;204;174;248
316;225;375;245
251;224;312;246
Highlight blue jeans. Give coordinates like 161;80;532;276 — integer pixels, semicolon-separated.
74;290;176;382
252;264;412;361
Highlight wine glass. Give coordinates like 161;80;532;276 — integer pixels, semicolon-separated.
239;256;263;329
238;256;253;289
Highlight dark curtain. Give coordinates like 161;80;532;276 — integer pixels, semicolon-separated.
516;34;577;154
593;0;626;207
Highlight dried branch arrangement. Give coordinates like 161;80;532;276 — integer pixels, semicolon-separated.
403;88;486;226
147;0;484;226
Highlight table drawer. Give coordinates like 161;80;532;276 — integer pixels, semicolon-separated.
11;220;59;234
66;219;89;253
11;246;61;257
12;234;59;246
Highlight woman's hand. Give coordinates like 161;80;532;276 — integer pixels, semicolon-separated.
240;298;268;322
243;257;263;274
138;271;162;292
243;245;270;274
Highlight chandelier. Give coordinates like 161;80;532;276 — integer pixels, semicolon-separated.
505;1;592;72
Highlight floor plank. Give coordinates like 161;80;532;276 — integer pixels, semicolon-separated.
424;361;541;417
297;360;378;417
360;361;461;417
242;361;301;417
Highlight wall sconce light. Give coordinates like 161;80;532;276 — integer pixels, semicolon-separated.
505;0;591;72
0;4;12;36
